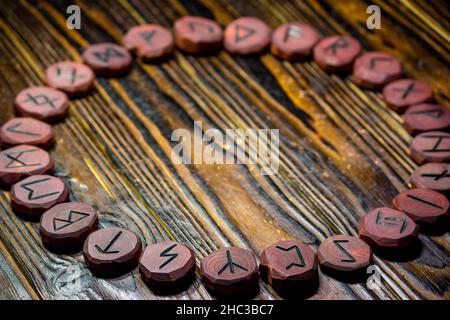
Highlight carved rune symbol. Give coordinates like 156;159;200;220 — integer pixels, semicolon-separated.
369;57;392;70
325;38;348;55
6;123;40;137
283;25;303;42
393;82;423;99
421;169;450;181
333;240;356;263
4;149;39;168
375;211;408;233
56;65;86;85
276;245;306;270
22;94;59;108
188;22;214;34
92;47;125;63
409;108;443;119
53;210;90;231
140;30;156;44
159;243;178;269
21;177;60;201
406;194;443;209
95;231;123;254
420;135;450;153
218;250;248;275
235;25;256;43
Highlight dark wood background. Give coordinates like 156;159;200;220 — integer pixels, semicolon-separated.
0;0;448;300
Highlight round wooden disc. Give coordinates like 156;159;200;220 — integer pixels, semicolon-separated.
139;241;196;291
174;16;223;53
83;227;142;278
0;145;54;185
382;79;434;112
11;175;69;218
224;17;271;55
0;117;55;149
201;247;259;297
313;35;362;72
352;52;402;90
40;202;98;251
123;25;174;62
270;22;321;61
392;188;449;224
14;86;69;123
359;207;419;249
317;235;372;272
259;240;318;293
410;131;450;164
45;61;95;97
82;43;132;77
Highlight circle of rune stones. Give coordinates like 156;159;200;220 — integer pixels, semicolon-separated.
0;15;448;299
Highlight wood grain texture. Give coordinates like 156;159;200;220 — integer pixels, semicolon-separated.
0;0;448;300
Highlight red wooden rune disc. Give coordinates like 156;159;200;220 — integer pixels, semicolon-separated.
123;25;175;62
0;145;54;185
259;240;318;293
174;16;223;54
14;86;69;123
317;235;372;272
403;103;450;135
45;61;95;97
83;227;142;278
383;79;434;112
82;43;132;77
40;202;98;251
139;241;196;292
11;175;69;218
201;247;259;298
410;131;450;164
0;117;55;149
352;51;402;90
359;207;419;248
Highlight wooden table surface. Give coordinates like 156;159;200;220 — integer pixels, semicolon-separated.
0;0;449;300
